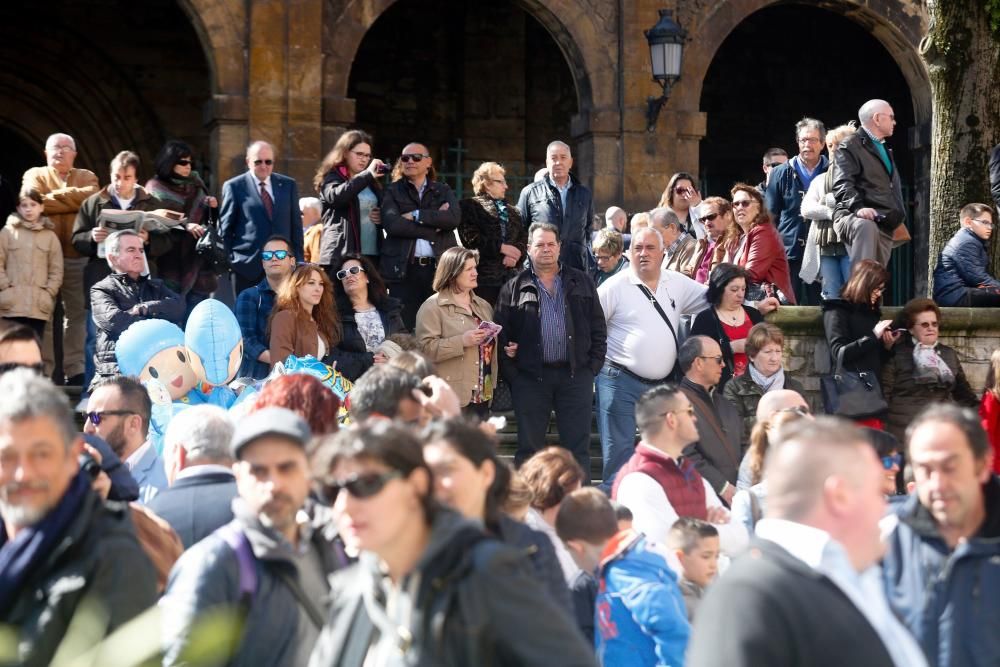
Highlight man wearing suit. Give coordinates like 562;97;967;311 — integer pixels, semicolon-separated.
83;375;168;504
149;405;237;548
688;418;927;667
220;141;304;294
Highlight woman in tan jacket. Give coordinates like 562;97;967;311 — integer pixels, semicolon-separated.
415;247;498;419
0;188;64;338
268;264;340;368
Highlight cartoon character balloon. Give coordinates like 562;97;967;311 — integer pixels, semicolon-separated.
116;319;201;402
185;299;244;408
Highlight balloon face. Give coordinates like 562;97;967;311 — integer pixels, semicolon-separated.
140;346;200;400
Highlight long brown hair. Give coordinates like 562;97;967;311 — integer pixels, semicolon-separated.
840;259;889;305
313;129;374;191
269;264;341;347
730;183;770;230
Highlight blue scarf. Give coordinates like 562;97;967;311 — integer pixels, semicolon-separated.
0;471;93;612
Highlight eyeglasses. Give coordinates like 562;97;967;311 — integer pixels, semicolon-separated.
674;187;694;196
698;355;724;365
261;249;289;261
766;162;784;168
47;145;75;153
176;159;193;167
698;212;721;223
350;150;372;159
336;265;366;280
972;218;994;227
594;254;614;262
881;453;903;470
253;159;274;166
86;410;135;426
775;405;811;418
797;137;821;145
732;200;755;209
400;153;429;163
916;320;939;329
324;470;402;501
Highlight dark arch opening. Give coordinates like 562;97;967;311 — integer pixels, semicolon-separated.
698;3;917;301
347;0;579;196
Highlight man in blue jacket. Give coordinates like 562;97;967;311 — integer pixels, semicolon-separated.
882;404;1000;667
931;202;1000;306
220;141;304;294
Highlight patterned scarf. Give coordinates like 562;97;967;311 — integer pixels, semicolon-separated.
912;339;955;385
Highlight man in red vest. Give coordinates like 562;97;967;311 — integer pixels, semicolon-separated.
612;384;747;555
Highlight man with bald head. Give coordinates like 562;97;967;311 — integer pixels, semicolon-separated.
219;140;303;294
22;133;100;385
380;142;460;328
689;418;928;667
831;99;906;267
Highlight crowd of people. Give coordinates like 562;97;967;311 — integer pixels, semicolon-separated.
1;97;1000;666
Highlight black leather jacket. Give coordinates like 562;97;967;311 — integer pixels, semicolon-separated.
832;129;906;230
379;178;460;281
516;174;594;271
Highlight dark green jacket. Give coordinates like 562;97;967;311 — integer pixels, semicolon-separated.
722;371;807;445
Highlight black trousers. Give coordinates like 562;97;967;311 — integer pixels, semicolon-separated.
509;365;594;477
964;287;1000;306
390;262;436;331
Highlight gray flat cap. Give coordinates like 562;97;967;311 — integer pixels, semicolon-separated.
230;407;312;459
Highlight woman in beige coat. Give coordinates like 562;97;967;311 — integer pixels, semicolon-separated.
0;188;63;338
415;247;498;419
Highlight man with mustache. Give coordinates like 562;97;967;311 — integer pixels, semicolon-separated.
0;368;156;666
161;407;346;667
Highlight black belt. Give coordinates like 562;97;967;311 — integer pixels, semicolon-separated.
607;360;667;385
411;256;436;266
542;361;569;369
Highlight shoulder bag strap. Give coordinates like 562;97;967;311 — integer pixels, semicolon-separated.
272;567;326;630
684;389;739;469
635;283;679;352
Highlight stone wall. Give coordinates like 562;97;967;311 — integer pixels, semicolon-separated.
771;307;997;409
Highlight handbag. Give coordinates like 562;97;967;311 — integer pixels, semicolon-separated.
819;347;888;419
196;205;230;273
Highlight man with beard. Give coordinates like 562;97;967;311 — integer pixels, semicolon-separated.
0;369;156;666
84;375;166;504
161;407;346;667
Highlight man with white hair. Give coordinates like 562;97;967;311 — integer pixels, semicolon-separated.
220;140;303;294
599;206;631;249
689;418;928;667
517;140;594;271
596;226;709;490
148;405;237;548
832;99;905;267
22;133;100;385
300;196;323;262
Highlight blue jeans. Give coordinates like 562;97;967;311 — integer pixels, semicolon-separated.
819;255;852;300
595;362;648;492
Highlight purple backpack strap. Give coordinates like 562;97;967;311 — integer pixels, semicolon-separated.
218;523;258;606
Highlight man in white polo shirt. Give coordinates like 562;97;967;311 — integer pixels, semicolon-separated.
596;226;709;491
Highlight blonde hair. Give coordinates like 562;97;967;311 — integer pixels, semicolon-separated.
825;122;857;148
746;409;806;486
471;162;504;196
987;349;1000;401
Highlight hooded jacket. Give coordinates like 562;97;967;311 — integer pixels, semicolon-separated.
0;214;63;320
308;509;595;667
595;529;690;667
881;476;1000;667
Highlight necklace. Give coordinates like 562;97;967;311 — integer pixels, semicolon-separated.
717;307;743;325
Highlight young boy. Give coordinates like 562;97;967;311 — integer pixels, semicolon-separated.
557;488;690;666
667;517;720;621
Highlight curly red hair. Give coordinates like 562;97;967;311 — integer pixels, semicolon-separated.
252;373;340;436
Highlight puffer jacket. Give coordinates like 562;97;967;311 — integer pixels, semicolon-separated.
881;337;979;442
882;476;1000;667
415;290;497;407
0;214;63;320
458;195;527;288
516;174;594;272
90;272;185;377
308;509;595;667
932;227;1000;306
832;130;906;232
722;370;807;445
595;529;690;667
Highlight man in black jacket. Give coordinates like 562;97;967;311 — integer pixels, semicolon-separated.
688;418;928;667
0;369;157;666
90;230;184;386
832;99;906;267
379;142;460;329
517;141;594;272
494;222;606;473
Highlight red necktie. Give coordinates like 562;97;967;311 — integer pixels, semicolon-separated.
259;181;274;218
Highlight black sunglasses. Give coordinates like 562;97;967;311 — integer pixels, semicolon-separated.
86;410;135;426
336;265;365;281
261;249;289;261
176;159;193;166
400;153;429;163
323;470;402;502
253;159;274;166
698;212;721;224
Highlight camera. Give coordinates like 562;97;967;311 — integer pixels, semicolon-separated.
376;161;391;176
79;452;102;480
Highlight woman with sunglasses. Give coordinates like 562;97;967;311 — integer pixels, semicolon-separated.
861;428;904;497
145;140;218;318
881;297;977;443
730;183;796;304
268;263;341;368
690;264;764;390
313;130;387;275
328;254;405;381
415;247;497;420
310;421;595;666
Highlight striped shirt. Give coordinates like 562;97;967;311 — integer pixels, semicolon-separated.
534;271;567;364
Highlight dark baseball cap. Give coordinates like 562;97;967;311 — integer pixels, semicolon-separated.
230;407;312;459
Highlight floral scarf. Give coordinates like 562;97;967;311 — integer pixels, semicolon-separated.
912;338;955;385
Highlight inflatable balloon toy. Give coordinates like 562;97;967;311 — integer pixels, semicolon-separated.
278;354;353;423
185;299;244;408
